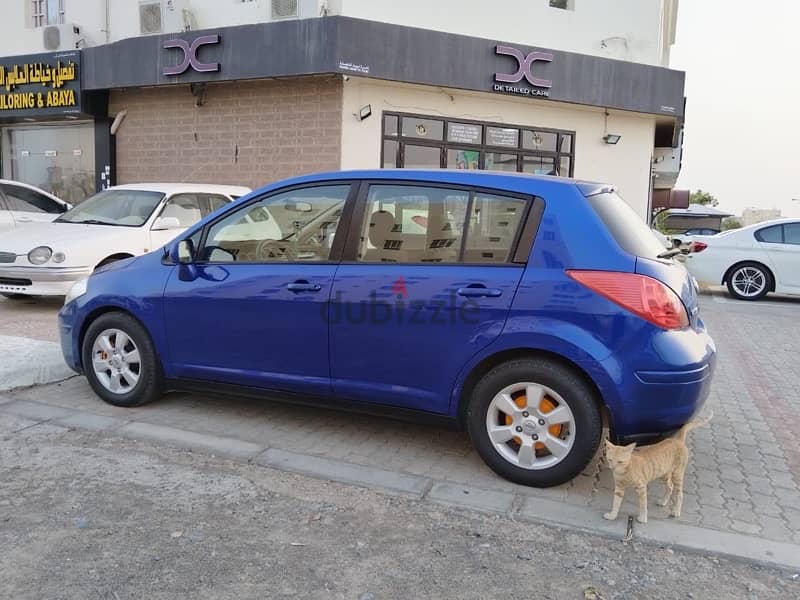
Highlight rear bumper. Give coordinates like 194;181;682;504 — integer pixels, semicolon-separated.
598;328;717;439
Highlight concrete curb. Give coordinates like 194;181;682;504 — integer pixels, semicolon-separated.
0;335;76;392
2;398;799;572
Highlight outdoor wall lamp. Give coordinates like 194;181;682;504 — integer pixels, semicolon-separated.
356;104;372;121
603;134;622;145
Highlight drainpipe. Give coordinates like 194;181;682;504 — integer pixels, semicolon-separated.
105;0;110;43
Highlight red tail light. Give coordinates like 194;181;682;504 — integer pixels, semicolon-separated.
567;271;689;330
691;242;708;253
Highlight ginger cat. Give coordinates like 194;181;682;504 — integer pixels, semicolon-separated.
603;412;713;524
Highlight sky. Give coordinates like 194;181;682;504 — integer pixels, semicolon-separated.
669;0;800;218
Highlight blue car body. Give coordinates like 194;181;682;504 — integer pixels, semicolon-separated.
59;170;715;441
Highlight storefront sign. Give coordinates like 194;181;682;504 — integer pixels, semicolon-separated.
448;122;482;145
493;45;553;98
163;34;221;76
0;51;81;119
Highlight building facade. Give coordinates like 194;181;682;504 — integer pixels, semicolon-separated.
0;0;684;218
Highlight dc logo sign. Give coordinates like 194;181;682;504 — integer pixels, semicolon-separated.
494;45;553;88
163;34;221;76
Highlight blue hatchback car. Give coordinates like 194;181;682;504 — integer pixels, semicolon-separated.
59;170;716;487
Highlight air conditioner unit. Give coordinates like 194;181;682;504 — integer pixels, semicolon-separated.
653;146;682;189
271;0;298;19
42;23;81;51
139;1;163;34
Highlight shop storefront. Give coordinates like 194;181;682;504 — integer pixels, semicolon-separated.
0;50;110;204
74;16;684;218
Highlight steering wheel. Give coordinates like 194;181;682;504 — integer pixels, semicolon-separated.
256;239;296;261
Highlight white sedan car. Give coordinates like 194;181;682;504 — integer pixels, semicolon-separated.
685;218;800;300
0;183;250;298
1;179;71;234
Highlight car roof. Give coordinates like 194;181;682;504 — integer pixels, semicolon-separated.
0;178;67;203
110;183;252;195
737;217;799;231
253;169;610;197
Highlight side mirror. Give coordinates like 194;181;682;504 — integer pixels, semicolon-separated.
177;239;195;264
285;201;313;213
153;216;182;231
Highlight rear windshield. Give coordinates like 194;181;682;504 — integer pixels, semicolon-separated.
588;191;667;258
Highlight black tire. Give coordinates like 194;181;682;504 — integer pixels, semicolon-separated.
725;262;770;301
466;358;602;487
82;311;163;407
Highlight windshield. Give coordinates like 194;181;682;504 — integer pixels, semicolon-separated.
588;191;669;259
56;190;165;227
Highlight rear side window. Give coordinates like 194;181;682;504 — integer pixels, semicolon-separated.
755;225;783;243
784;223;800;245
1;183;63;214
587;191;666;258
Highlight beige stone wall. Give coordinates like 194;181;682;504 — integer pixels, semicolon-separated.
109;77;343;192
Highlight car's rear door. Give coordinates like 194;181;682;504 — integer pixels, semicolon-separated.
328;181;535;414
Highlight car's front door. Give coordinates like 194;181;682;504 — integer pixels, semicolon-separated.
0;183;65;226
162;183;354;397
764;223;800;290
329;182;532;414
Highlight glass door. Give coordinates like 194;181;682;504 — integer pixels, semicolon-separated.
1;122;96;204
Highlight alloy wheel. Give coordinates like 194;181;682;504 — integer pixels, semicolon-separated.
731;266;766;298
485;382;576;470
91;328;142;394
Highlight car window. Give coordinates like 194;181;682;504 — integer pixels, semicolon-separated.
755;225;783;244
0;183;63;214
159;194;229;227
56;190;165;227
357;185;527;264
201;185;350;263
783;223;800;245
587;191;667;259
358;185;469;264
464;192;527;263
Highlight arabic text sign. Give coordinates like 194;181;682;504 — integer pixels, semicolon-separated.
0;52;81;117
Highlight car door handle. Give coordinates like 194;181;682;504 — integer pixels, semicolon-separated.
457;286;502;298
15;216;32;222
287;280;322;293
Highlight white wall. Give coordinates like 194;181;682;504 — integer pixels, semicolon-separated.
340;78;656;217
0;0;324;56
334;0;671;66
0;0;674;67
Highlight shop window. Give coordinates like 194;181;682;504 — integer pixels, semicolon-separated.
31;0;65;27
381;112;575;178
403;145;441;169
383;140;399;168
401;117;444;141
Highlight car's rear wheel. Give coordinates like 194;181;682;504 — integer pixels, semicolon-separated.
727;262;770;301
82;312;163;407
466;358;602;487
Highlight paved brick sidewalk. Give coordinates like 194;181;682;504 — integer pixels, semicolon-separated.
4;291;800;550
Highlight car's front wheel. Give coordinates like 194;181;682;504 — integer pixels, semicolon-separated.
726;262;770;301
82;312;163;407
466;358;602;487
